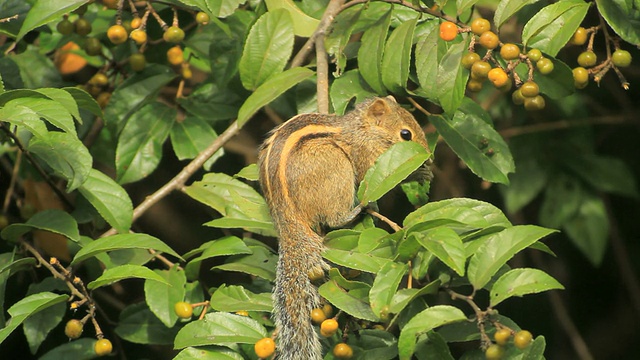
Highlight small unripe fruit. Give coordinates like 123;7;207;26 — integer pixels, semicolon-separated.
512;89;525;105
90;73;108;86
479;31;499;49
196;12;210;25
310;308;327;324
612;49;632;67
235;310;249;316
494;328;511;346
524;95;545;111
74;18;92;36
577;51;597;67
488;68;509;88
57;19;74;35
129;53;146;72
320;318;339;337
527;48;543;62
322;303;333;318
254;337;276;358
94;338;113;356
64;319;84;339
536;58;554;75
573;66;589;88
471;18;491;35
333;343;354;359
467;79;483;92
519;81;539;97
500;43;520;60
107;25;128;45
514;330;533;349
163;26;185;43
84;37;102;56
439;21;458;41
485;344;504;360
131;17;142;29
97;92;111;108
174;301;193;319
130;29;147;45
461;52;481;69
569;27;588;46
471;61;492;79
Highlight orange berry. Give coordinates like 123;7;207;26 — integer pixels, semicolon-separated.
130;29;147;45
311;308;327;324
131;17;142;29
107;25;128;44
470;18;491;35
55;42;88;75
479;31;499;49
320;318;339;337
333;343;354;359
439;21;458;41
254;337;276;358
488;68;509;88
167;45;184;65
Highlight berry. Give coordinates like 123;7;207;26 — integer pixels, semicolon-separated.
573;67;589;88
311;308;327;324
107;25;128;44
471;61;492;79
467;79;483;92
74;18;92;36
612;49;632;67
254;337;276;358
167;46;184;66
130;29;147;45
322;303;334;318
235;310;249;316
488;68;509;88
577;51;597;67
485;344;504;360
94;338;113;356
536;58;554;75
333;343;354;359
479;31;499;49
569;27;588;46
131;17;142;29
55;41;88;75
519;81;539;97
320;318;339;337
527;48;543;62
461;52;481;69
500;43;520;60
102;0;118;9
57;19;74;35
129;53;146;72
494;328;511;346
196;12;210;25
97;92;111;108
524;95;545;111
163;26;185;43
90;73;109;87
0;215;9;230
84;37;102;56
514;330;533;349
439;21;458;41
512;89;525;105
471;18;491;35
64;319;84;339
174;301;193;319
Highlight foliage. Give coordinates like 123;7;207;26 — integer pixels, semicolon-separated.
0;0;638;359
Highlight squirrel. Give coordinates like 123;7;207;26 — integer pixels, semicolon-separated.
257;96;432;360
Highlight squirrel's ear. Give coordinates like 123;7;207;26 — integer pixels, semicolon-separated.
385;95;397;103
366;98;392;123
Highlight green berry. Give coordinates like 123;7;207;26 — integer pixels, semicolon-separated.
536;58;554;75
612;49;632;67
57;19;74;35
527;49;543;62
514;330;533;349
577;51;597;68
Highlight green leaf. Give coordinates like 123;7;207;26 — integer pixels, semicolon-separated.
264;0;320;37
397;305;467;360
239;9;294;91
174;312;267;349
494;0;542;29
514;58;574;100
237;67;314;126
358;9;392;94
324;248;392;274
414;227;466;276
467;225;556;289
436;39;468;115
28;131;92;191
35;88;82;124
539;175;582;229
522;0;590;57
389;280;441;315
209;285;273;312
174;346;244;360
595;0;640;45
318;279;378;322
185;236;252;278
23;300;65;354
1;209;79;243
415;21;443;99
8;97;76;135
39;338;100;360
63;87;103;118
213;246;277;281
381;18;417;94
0;103;48;139
144;267;186;327
369;262;408;318
78;169;133;234
116;103;175;184
178;83;241;122
105;64;176;133
88;264;170;290
490;268;564;307
564;154;639;198
415;331;455;360
522;336;546;360
358;142;431;204
71;233;182;265
501;144;548;214
115;303;179;345
0;257;36;277
325;6;362;77
0;292;67;344
235;164;259;181
170;116;223;170
15;0;87;42
429;101;514;184
329;70;378;115
563;193;609;266
347;329;398;359
404;197;511;230
457;0;482;14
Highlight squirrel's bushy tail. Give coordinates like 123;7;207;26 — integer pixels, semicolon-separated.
273;223;325;360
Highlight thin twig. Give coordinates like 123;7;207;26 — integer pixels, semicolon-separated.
3;151;21;213
316;34;330;114
499;114;634;138
366;209;401;232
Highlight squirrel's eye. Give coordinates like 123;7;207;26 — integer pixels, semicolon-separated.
400;129;412;140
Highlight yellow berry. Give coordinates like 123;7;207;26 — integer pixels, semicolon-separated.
167;46;184;66
514;330;533;349
311;308;327;324
569;27;588;46
322;303;333;318
320;318;339;337
471;18;491;35
479;31;499;49
236;310;249;316
64;319;84;339
196;12;210;25
573;66;589;88
461;52;481;69
520;81;539;97
163;26;185;43
94;338;113;356
107;25;128;45
333;343;354;359
494;328;511;346
485;344;504;360
130;29;147;45
499;43;520;61
254;337;276;358
174;301;193;319
131;17;142;29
